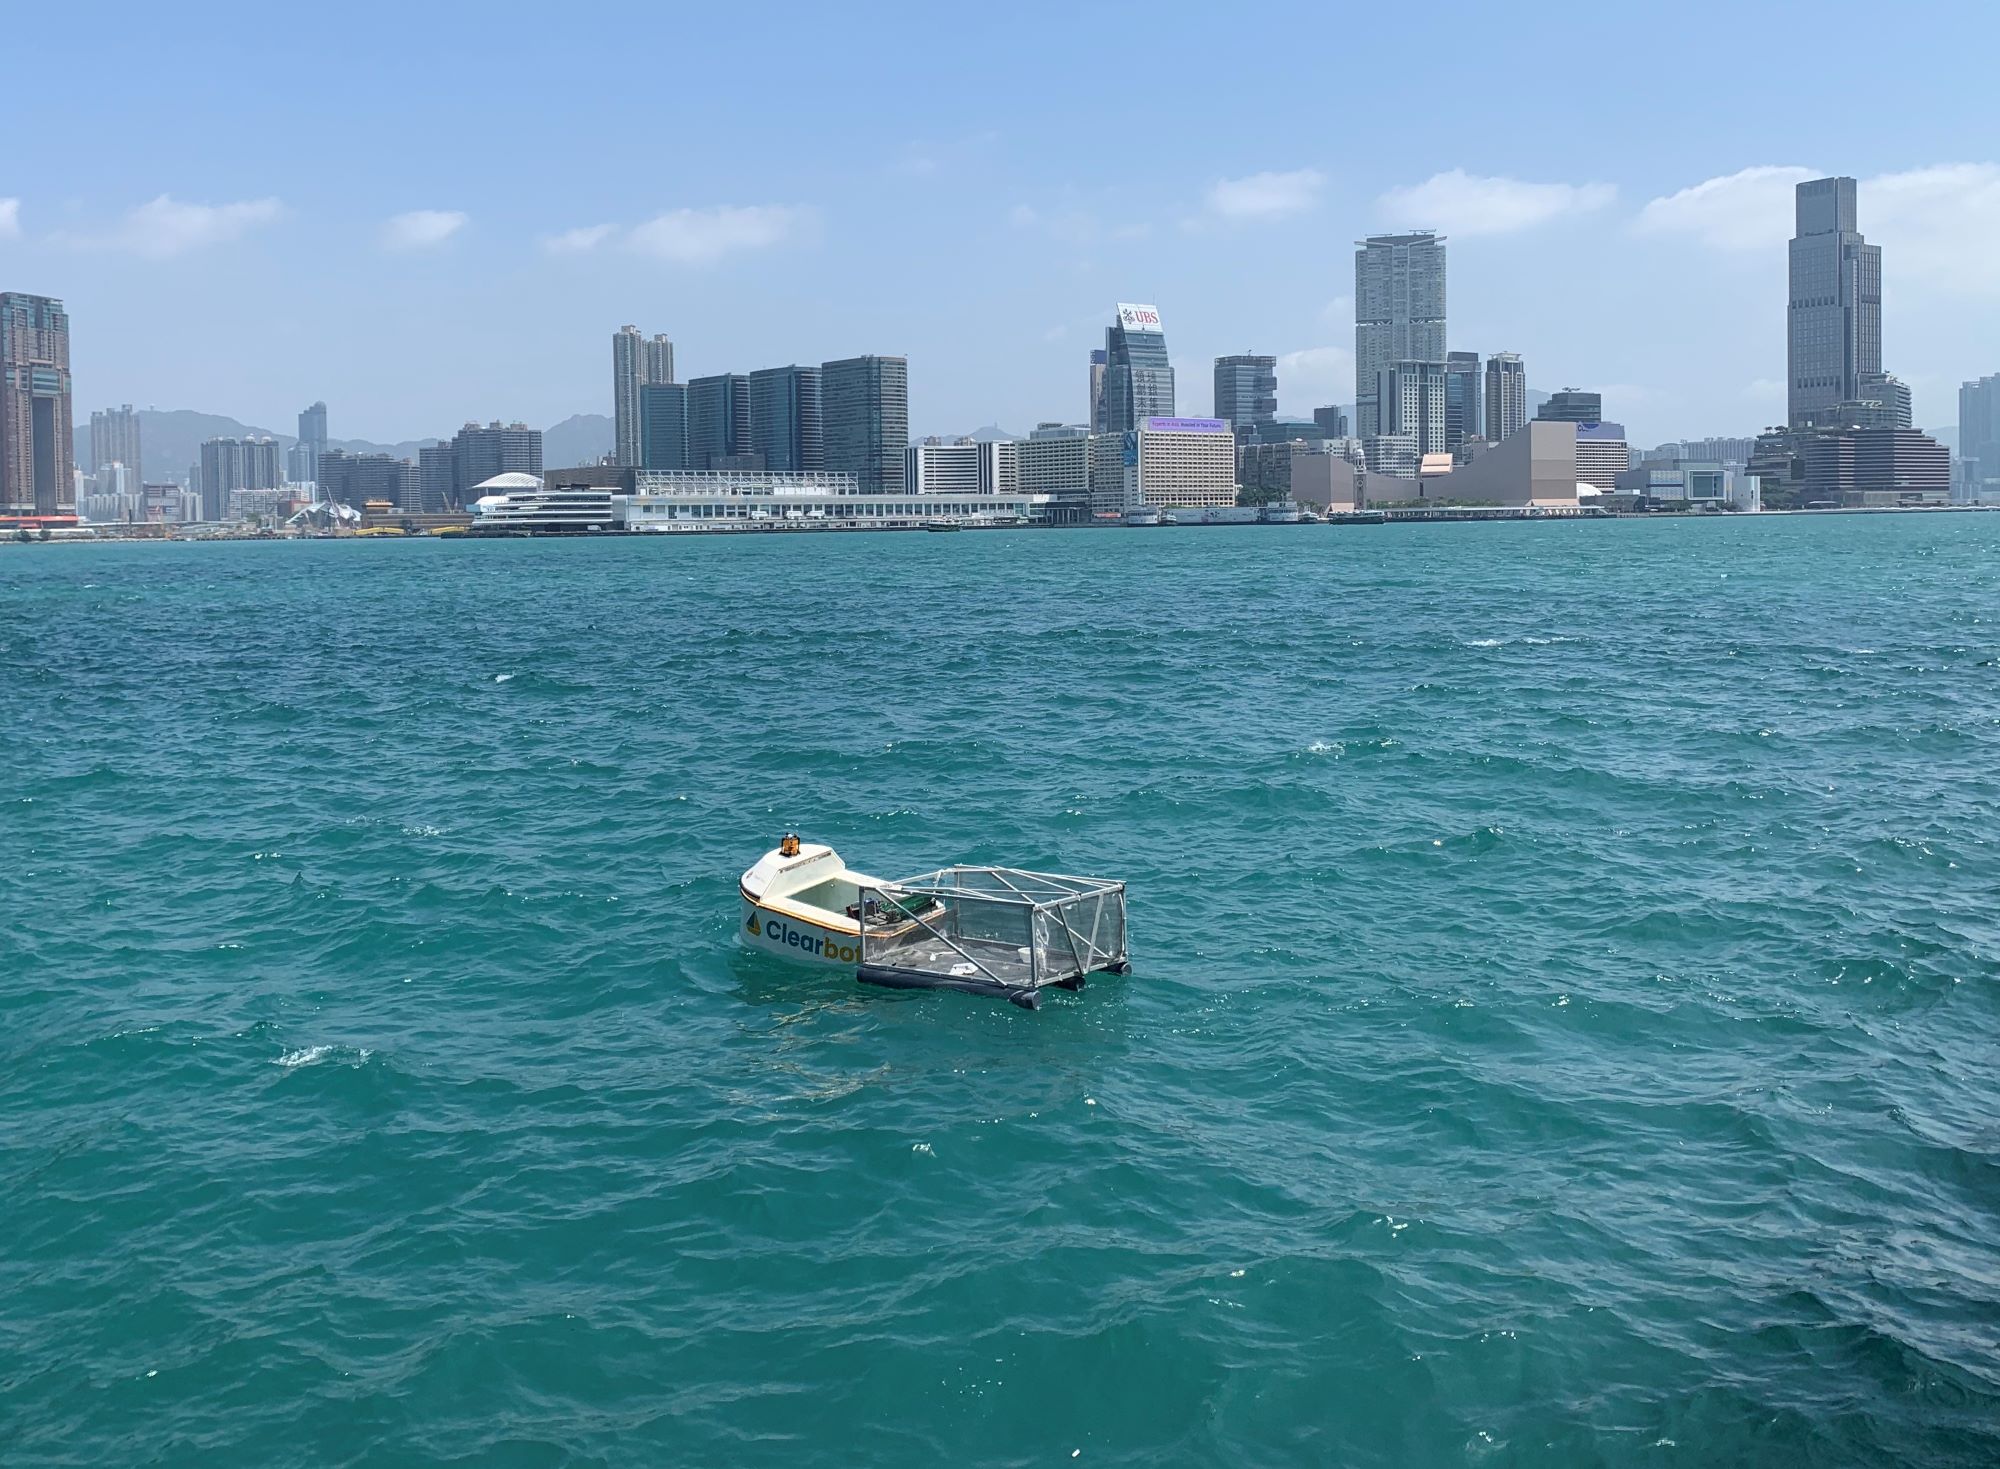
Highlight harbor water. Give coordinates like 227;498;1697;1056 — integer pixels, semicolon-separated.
3;517;1998;1466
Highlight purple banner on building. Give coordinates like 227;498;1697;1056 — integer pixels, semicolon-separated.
1144;417;1228;434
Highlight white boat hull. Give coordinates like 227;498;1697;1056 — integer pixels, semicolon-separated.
739;890;862;967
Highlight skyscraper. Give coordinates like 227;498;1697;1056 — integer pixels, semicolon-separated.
1354;233;1446;439
451;421;542;503
1089;349;1109;432
821;355;909;494
1213;355;1278;433
687;374;752;470
1537;389;1603;423
90;404;142;482
1;292;74;516
613;325;676;466
1443;352;1481;453
1103;304;1175;433
289;400;328;483
1313;405;1349;437
748;365;824;472
1961;373;2000;503
639;382;689;472
1379;360;1448;457
197;436;282;521
1485;353;1526;443
1788;177;1881;430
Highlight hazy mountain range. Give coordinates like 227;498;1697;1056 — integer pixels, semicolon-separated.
73;410;615;484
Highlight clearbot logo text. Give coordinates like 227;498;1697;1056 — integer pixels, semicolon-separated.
758;913;859;964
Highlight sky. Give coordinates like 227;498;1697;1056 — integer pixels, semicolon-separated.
6;0;1999;449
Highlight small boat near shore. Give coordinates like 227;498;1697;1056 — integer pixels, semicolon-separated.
739;835;1130;1008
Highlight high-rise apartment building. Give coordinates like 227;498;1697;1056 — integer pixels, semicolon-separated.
418;442;456;513
197;436;283;520
613;325;676;466
1089;349;1109;432
1959;374;2000;502
451;421;542;504
1102;305;1175;433
1788;177;1882;430
821;355;909;494
688;374;752;470
89;404;142;482
1443;352;1481;452
1485;353;1526;442
640;382;689;472
1213;354;1277;433
748;365;824;473
288;400;328;483
319;450;417;511
1;292;74;516
1355;233;1446;439
1537;389;1603;423
1378;360;1448;457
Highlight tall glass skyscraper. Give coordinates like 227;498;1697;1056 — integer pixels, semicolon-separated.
1213;354;1277;433
1089;349;1109;432
0;292;74;516
1787;177;1880;430
288;400;328;483
687;374;751;469
1354;234;1446;439
1961;373;2000;503
748;365;824;472
821;355;908;494
1103;304;1175;433
1443;352;1481;451
640;382;689;472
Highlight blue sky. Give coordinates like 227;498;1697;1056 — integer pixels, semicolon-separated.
6;0;1998;447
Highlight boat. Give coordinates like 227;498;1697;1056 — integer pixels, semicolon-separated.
739;835;1130;1008
923;518;962;532
1122;506;1162;527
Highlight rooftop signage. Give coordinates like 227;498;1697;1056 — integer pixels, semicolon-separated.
1116;303;1164;333
1144;417;1227;434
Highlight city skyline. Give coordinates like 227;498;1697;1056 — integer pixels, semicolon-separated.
3;5;1998;449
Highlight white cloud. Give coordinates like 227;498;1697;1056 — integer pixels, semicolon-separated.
71;195;285;258
1378;170;1615;236
1320;295;1353;327
382;209;467;251
1206;168;1325;221
544;223;616;254
1635;165;1816;251
1276;346;1355;415
1868;164;2000;295
626;204;810;265
0;198;19;240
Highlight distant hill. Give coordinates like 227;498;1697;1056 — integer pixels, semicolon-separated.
544;413;614;468
73;407;603;484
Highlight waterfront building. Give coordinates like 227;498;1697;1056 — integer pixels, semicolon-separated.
1017;425;1092;522
1089;349;1109;432
1363;433;1419;479
1856;371;1911;429
197;435;282;520
688;374;752;471
907;438;983;497
318;450;417;511
1313;405;1349;437
1802;427;1950;506
288;400;327;483
1485;353;1526;443
1961;373;2000;502
821;355;908;495
1102;304;1175;433
1354;419;1582;508
1122;417;1236;511
1614;459;1732;508
1444;352;1481;453
748;365;823;473
1575;422;1631;487
613;325;676;466
1655;435;1756;465
525;467;1049;531
1355;233;1446;438
1213;354;1277;434
1788;177;1882;429
1;292;74;516
1380;360;1449;457
1537;389;1603;423
639;382;689;472
450;421;541;506
89;404;142;482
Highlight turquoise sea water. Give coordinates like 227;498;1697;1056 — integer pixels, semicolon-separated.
4;517;1999;1467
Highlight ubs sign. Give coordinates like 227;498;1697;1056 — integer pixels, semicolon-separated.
1116;302;1163;333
